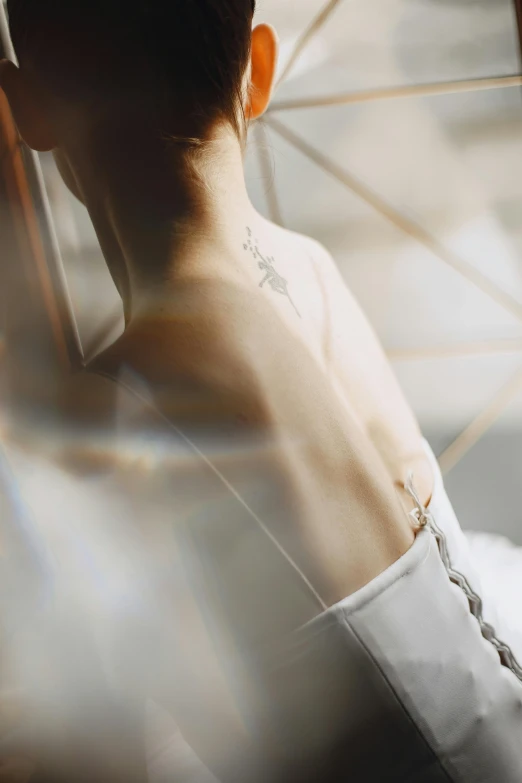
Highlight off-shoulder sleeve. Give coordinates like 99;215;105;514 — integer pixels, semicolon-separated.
260;528;522;782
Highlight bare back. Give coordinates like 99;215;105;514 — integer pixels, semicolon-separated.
167;215;434;505
90;215;419;605
254;220;434;507
48;215;425;781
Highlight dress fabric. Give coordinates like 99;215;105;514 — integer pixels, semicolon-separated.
424;438;522;664
97;374;522;782
146;430;522;782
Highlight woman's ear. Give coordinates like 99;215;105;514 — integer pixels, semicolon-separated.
248;23;279;120
0;59;56;152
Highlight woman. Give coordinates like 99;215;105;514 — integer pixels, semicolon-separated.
1;1;522;781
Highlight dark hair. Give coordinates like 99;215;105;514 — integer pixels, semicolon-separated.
7;0;257;138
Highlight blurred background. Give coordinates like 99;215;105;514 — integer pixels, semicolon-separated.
14;0;522;542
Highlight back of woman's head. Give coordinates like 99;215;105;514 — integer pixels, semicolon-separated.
6;0;257;137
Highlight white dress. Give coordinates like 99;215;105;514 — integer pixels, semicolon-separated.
230;441;522;782
146;437;522;782
423;438;522;665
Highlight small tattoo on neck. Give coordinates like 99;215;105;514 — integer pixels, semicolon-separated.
243;227;301;317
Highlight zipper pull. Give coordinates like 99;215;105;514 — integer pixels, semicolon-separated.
404;471;431;531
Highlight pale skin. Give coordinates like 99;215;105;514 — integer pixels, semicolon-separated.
0;20;434;781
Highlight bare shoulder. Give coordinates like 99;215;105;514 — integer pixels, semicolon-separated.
291;232;346;288
261;218;334;266
262;219;344;298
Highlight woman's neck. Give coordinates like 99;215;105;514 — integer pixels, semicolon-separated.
68;120;258;322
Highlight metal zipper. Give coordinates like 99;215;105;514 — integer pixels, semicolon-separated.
404;474;522;682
